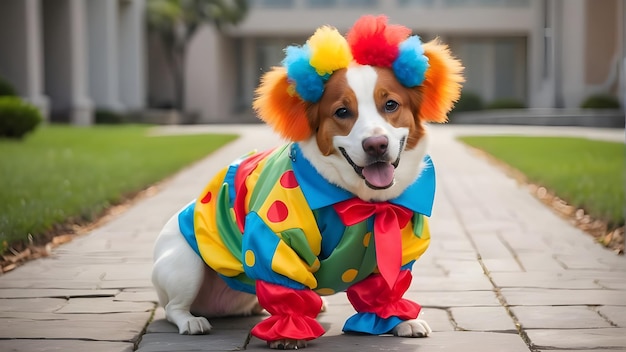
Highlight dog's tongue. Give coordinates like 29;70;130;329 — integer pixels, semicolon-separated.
362;162;395;188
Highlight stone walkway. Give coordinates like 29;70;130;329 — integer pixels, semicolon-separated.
0;124;624;352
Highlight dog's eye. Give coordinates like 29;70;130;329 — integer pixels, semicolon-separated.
384;100;399;113
334;107;351;119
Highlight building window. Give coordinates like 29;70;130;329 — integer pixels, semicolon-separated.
342;0;377;6
250;0;294;8
443;0;529;6
397;0;435;6
542;0;552;79
305;0;337;7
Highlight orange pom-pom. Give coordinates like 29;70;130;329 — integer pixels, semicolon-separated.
419;39;464;123
253;67;312;141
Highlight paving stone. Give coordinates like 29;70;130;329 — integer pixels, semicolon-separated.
98;279;154;289
555;255;613;270
526;328;626;349
596;277;626;290
434;258;486;275
0;339;134;352
115;289;159;303
482;258;524;272
412;274;494;291
421;308;455;332
0;298;66;313
410;290;501;307
451;306;517;331
472;233;515;259
490;272;602;289
146;318;178;334
438;239;476;253
511;306;613;329
0;288;118;299
0;278;100;290
514;253;567;271
498;230;552;252
139;329;531;352
137;330;250;351
537;350;626;352
501;288;626;306
598;306;626;327
0;311;152;341
55;297;154;314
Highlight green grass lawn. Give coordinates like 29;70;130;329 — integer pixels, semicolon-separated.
0;125;237;251
458;136;624;229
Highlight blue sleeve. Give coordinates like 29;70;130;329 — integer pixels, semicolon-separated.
241;212;306;290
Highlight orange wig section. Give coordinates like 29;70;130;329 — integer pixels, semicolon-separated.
253;67;312;141
419;39;464;123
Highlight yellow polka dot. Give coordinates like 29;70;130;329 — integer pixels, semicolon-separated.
245;250;255;267
341;268;358;283
363;232;372;247
309;258;320;272
315;288;335;295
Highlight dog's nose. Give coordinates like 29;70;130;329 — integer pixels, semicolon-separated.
362;135;389;157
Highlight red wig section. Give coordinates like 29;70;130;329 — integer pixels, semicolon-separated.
346;15;410;68
419;39;464;123
253;67;312;141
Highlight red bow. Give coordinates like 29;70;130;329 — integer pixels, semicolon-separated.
333;198;413;288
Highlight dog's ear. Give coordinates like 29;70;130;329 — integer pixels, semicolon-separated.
253;67;312;141
418;39;464;123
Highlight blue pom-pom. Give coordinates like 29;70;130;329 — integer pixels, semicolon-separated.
392;36;429;87
283;45;325;102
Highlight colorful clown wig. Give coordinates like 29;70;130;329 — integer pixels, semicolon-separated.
253;15;464;141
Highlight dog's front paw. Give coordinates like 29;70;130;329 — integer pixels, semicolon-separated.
392;319;432;338
179;316;212;335
268;339;307;349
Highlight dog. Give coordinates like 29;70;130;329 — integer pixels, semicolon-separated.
152;15;463;350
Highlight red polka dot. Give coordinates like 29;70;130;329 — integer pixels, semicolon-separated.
279;170;298;189
200;191;212;204
267;200;289;223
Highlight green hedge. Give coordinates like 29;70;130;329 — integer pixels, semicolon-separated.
580;94;621;109
452;91;484;113
0;96;43;139
486;98;526;109
0;77;17;97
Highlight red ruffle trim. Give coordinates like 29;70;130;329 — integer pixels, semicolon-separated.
251;281;325;342
346;271;421;320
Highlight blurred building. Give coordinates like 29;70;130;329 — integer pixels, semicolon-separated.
0;0;145;124
148;0;624;123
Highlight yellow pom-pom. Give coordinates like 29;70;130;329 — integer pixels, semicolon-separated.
308;26;352;76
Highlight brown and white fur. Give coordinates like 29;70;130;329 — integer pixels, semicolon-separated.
152;41;462;349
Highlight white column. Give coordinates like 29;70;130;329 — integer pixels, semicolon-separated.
24;0;49;120
43;0;93;125
118;0;146;110
0;0;49;120
68;0;93;125
242;37;257;109
559;0;585;108
86;0;123;111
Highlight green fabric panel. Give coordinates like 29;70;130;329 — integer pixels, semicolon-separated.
313;222;377;293
216;183;243;258
248;145;291;211
412;213;424;238
280;228;318;267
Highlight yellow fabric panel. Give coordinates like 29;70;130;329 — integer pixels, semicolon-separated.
401;217;431;265
195;167;243;277
271;241;318;289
